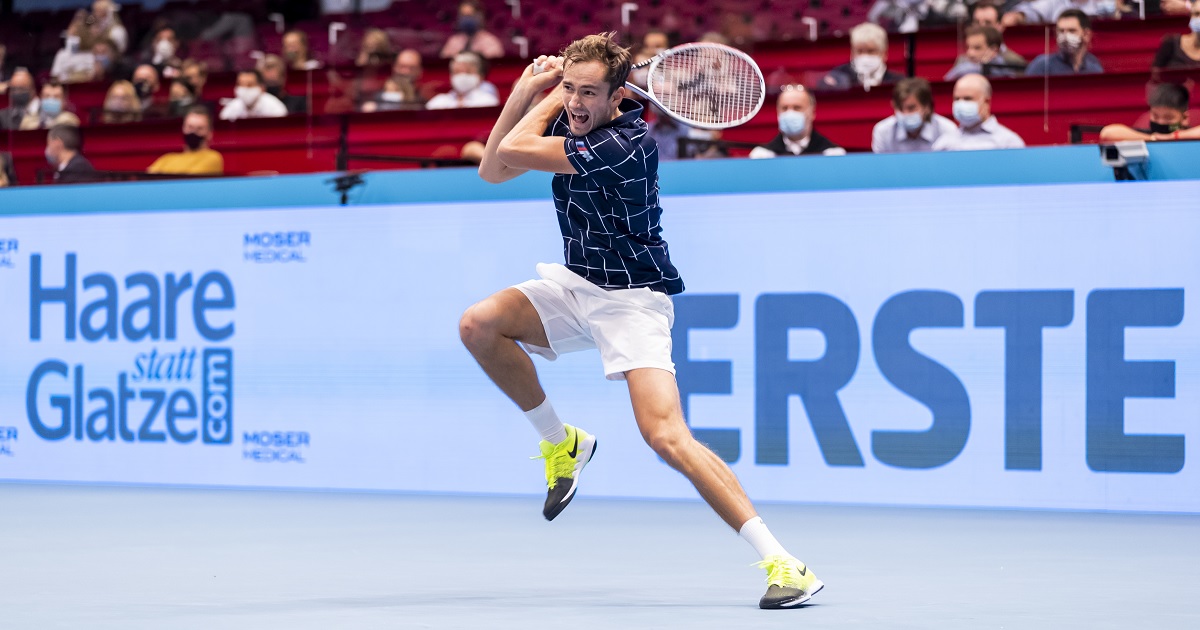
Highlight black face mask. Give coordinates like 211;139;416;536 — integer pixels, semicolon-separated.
134;81;155;99
457;15;480;35
9;89;32;108
1149;121;1182;134
183;132;205;150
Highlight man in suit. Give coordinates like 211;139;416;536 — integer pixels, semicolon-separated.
46;124;98;184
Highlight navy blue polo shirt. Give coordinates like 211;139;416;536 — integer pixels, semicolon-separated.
546;98;685;295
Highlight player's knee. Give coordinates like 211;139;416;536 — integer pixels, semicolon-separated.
642;426;689;469
458;302;500;350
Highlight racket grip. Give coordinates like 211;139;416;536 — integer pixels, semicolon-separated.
532;61;544;75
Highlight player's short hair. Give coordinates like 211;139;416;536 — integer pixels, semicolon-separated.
561;32;632;96
964;25;1003;50
891;77;933;110
1149;83;1190;112
48;124;82;151
850;22;888;52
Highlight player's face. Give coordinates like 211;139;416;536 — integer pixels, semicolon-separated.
562;60;624;136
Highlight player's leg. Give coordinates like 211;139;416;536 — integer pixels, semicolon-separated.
459;286;597;520
625;367;823;608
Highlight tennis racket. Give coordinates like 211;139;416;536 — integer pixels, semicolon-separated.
534;42;766;130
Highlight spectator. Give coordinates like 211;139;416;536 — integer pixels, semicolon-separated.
1099;82;1200;142
167;79;198;118
647;111;727;160
148;106;224;175
426;52;500;110
91;37;133;83
1152;2;1200;70
0;151;15;187
750;85;846;158
35;81;81;129
219;70;289;120
46;124;98;184
258;54;307;114
181;59;209;101
819;23;906;92
0;69;37;130
72;0;129;53
362;76;423;112
970;1;1005;29
440;0;506;59
0;43;9;93
1025;9;1104;75
356;28;395;69
283;30;319;70
132;64;165;116
391;48;437;104
1160;0;1191;15
640;30;670;57
51;28;99;84
143;27;183;78
946;26;1025;80
869;1;970;32
102;79;142;124
1001;0;1119;27
933;73;1025;150
873;77;957;153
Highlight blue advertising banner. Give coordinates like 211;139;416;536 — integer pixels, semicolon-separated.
1;179;1196;512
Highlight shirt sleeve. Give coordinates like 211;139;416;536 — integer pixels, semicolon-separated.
562;128;643;186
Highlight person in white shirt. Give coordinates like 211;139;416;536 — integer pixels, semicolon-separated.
749;85;846;158
873;77;958;153
933;73;1026;151
219;70;289;121
426;52;500;110
1001;0;1119;27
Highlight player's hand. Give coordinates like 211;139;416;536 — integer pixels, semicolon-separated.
522;55;564;92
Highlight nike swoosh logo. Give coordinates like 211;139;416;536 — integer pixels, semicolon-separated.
567;433;579;459
799;565;807;577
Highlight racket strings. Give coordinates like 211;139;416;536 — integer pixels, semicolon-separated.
649;48;763;127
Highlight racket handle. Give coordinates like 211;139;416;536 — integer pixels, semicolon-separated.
532;61;544;75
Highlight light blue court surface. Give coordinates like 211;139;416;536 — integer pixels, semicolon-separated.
1;484;1195;629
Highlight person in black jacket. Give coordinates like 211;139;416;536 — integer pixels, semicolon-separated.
46;125;98;184
749;85;846;158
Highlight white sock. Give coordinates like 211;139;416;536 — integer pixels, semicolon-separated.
524;398;567;444
739;516;790;560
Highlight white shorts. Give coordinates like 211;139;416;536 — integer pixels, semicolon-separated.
513;263;676;381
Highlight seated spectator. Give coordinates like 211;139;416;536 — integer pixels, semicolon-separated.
356;28;395;69
970;1;1005;30
90;37;133;83
180;59;209;101
873;77;958;153
640;30;670;58
142;27;183;78
0;43;10;93
1099;82;1200;142
647;111;728;160
283;30;320;70
933;73;1025;150
102;79;141;124
148;106;224;175
258;54;307;114
132;64;167;117
819;23;905;92
1152;2;1200;70
391;48;437;104
73;0;129;53
0;69;37;130
869;1;970;32
0;151;15;187
750;85;846;158
46;124;98;184
1025;9;1104;75
426;52;500;110
946;26;1025;80
1160;0;1191;15
167;79;198;118
36;81;81;129
440;0;506;59
1001;0;1119;27
219;70;289;121
51;28;99;84
362;76;423;112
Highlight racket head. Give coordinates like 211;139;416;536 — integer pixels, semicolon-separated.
634;42;766;130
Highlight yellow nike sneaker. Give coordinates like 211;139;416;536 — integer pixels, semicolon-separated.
755;555;824;609
533;424;596;521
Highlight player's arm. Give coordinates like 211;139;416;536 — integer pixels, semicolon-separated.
496;83;576;175
479;56;570;183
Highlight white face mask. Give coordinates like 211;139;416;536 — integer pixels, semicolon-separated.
155;39;176;59
852;54;883;76
778;110;807;136
896;110;924;132
1189;17;1200;34
235;86;262;107
1057;32;1083;54
451;73;481;94
952;100;981;127
380;91;403;103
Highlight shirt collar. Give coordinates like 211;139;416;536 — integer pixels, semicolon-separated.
964;116;1000;134
782;133;810;154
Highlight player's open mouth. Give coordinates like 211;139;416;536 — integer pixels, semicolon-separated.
571;112;590;126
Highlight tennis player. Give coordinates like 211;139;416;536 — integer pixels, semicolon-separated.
464;33;822;609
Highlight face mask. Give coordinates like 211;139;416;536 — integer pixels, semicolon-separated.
284;50;300;62
95;54;112;70
1057;32;1083;54
896;110;924;132
1190;17;1200;34
380;91;404;103
67;35;81;53
155;40;176;59
183;132;206;150
134;80;154;99
236;86;262;106
450;72;481;94
169;98;192;116
852;54;883;76
41;97;63;116
1149;121;1182;134
457;15;481;34
45;147;58;166
10;89;32;108
778;110;807;136
952;100;981;127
